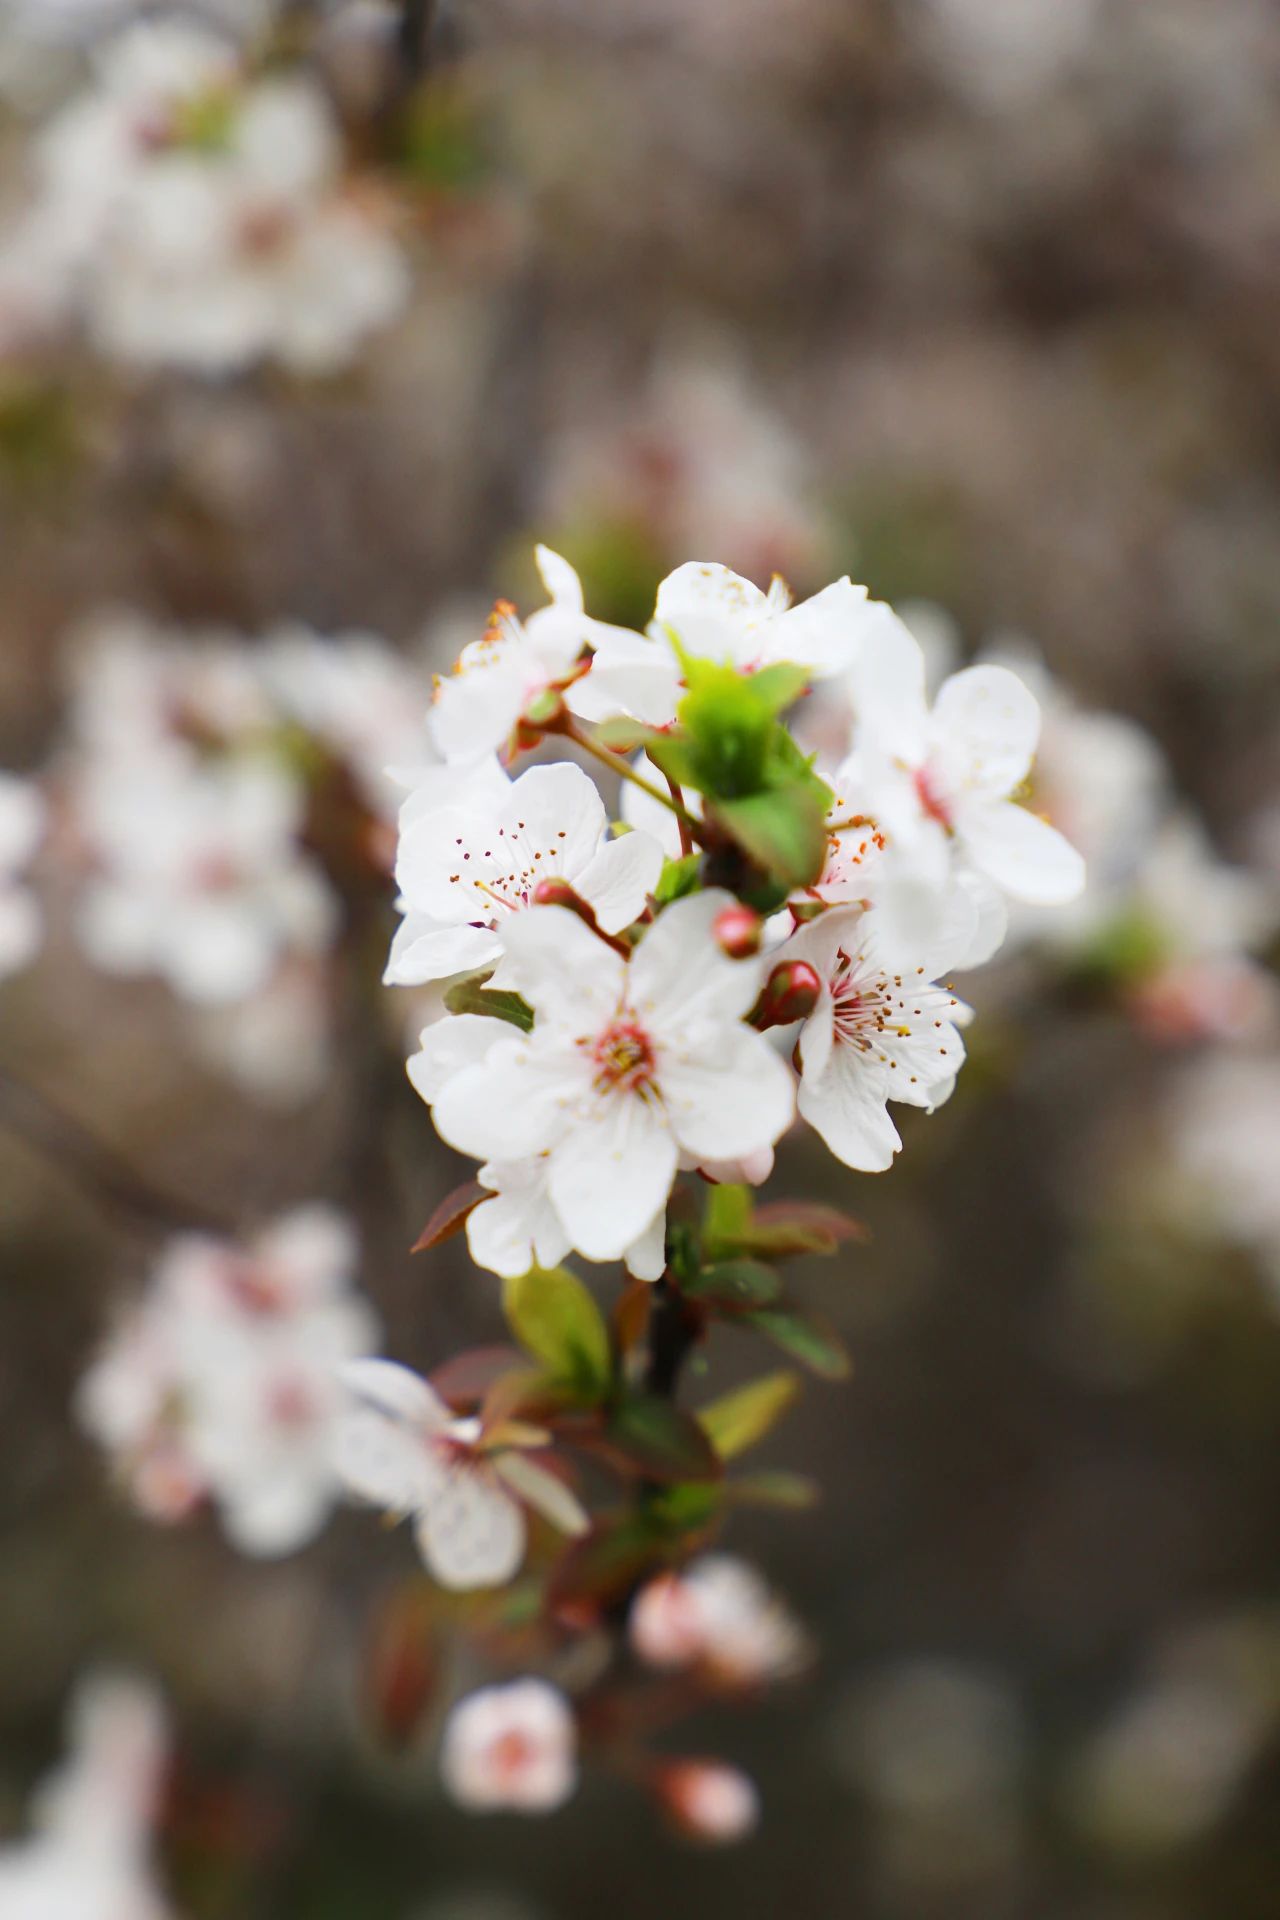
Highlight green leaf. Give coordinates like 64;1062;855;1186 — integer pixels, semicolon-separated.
443;973;534;1031
647;1479;723;1530
729;1201;868;1260
712;784;828;889
599;1392;722;1482
502;1267;611;1397
744;662;812;715
677;661;774;799
653;852;701;905
702;1182;753;1249
697;1370;800;1461
725;1469;820;1510
749;1309;852;1380
684;1259;782;1309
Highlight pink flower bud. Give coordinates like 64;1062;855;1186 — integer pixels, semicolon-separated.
532;877;595;920
655;1760;761;1844
750;959;822;1030
712;904;762;958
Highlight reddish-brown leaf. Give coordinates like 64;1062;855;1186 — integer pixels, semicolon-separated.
411;1180;488;1253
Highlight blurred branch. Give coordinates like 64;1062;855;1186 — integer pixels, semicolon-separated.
397;0;438;87
0;1068;235;1240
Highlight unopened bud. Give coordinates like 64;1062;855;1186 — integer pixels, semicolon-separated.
654;1759;760;1844
712;904;762;959
750;959;822;1030
532;877;593;918
521;687;567;731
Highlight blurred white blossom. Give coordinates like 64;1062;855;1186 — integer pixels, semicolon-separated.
440;1680;577;1815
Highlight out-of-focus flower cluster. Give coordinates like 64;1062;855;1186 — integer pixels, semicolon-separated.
79;1202;377;1554
0;15;408;374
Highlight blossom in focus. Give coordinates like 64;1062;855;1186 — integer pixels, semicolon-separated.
0;771;45;979
577;560;870;729
428;547;633;764
78;1205;378;1555
409;891;795;1262
782;905;969;1171
387;760;663;986
439;1679;578;1814
335;1359;588;1590
845;618;1085;907
0;1671;174;1920
629;1555;807;1686
0;19;407;374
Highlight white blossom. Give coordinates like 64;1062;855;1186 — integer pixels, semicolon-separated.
335;1358;588;1590
783;904;969;1172
846;615;1085;909
408;890;795;1263
428;547;633;765
439;1679;578;1814
0;1672;175;1920
78;1206;378;1555
73;746;337;1006
387;759;663;986
577;561;870;729
656;1760;761;1843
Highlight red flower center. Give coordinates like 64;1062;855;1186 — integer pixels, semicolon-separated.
588;1018;656;1094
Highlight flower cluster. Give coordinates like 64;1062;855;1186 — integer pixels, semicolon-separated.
391;547;1084;1284
78;1203;378;1555
54;612;428;1102
0;17;407;373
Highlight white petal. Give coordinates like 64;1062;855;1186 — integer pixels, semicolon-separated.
417;1467;526;1590
958;799;1086;904
431;1033;583;1161
494;904;626;1028
576;829;664;933
847;601;930;762
798;1053;902;1171
932;664;1040;797
535;545;584;610
386;921;502;985
795;985;835;1083
465;1159;570;1279
338;1357;452;1430
661;1028;796;1163
407;1013;506;1105
770;576;870;677
333;1408;437;1512
653;561;768;662
547;1098;678;1260
567;628;683;727
219;1470;330;1557
630;888;763;1027
624;1207;668;1282
494;1453;589;1536
509;760;608;878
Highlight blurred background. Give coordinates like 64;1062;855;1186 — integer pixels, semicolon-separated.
2;1;1280;1915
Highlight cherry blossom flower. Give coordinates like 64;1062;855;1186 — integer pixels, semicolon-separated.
387;760;663;987
439;1679;578;1814
429;547;633;765
781;905;969;1172
629;1555;808;1685
335;1358;589;1589
409;890;795;1262
73;746;337;1006
578;561;870;729
79;1206;379;1556
0;1671;175;1920
848;631;1085;908
0;772;45;980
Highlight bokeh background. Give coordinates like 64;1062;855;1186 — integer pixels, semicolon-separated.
2;1;1280;1916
